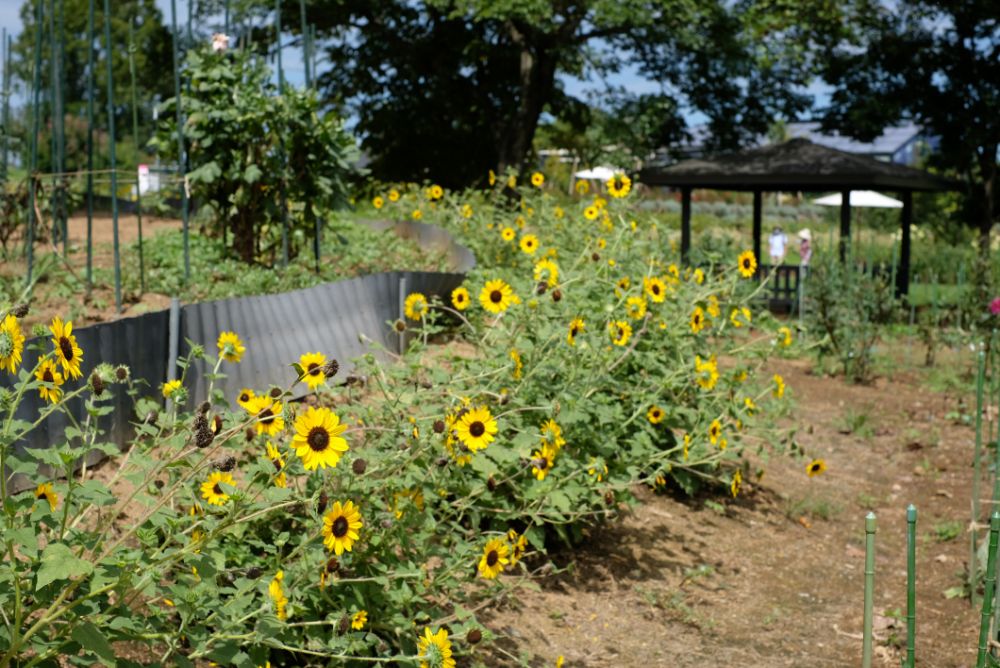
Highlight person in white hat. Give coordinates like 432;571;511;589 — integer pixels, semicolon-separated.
798;229;812;269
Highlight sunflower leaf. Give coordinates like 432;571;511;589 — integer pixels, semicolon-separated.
36;543;93;591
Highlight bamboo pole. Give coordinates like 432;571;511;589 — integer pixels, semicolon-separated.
26;0;44;285
170;0;190;280
862;512;876;668
85;0;95;292
906;504;917;668
974;350;986;606
103;0;121;312
977;512;1000;668
128;20;146;295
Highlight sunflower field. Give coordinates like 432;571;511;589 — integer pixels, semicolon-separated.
0;173;799;667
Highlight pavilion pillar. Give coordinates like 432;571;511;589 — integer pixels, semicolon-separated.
897;191;912;298
681;187;691;263
752;190;762;272
839;189;851;262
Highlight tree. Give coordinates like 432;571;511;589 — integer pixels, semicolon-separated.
819;0;1000;253
304;0;836;186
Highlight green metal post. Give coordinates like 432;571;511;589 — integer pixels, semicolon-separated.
906;505;916;668
309;24;317;80
26;0;44;285
47;0;58;248
103;0;121;312
977;513;1000;668
862;512;876;668
128;20;145;294
224;0;229;34
299;0;309;87
975;350;986;606
85;0;95;291
275;0;289;267
0;29;8;185
170;0;190;280
57;0;66;256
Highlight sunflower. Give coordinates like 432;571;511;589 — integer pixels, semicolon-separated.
460;203;473;218
773;373;786;399
737;250;757;278
644;276;666;303
451;286;470;311
35;359;64;404
778;326;793;347
488;170;497;187
268;571;288;620
708;419;722;445
744;397;757;415
615;276;631;298
265;441;287;488
478;537;510;579
531;172;545;187
506;174;517;189
806;459;827;477
385;188;399;202
299;352;327;391
588;458;608;482
372;196;384;209
607;173;631;198
418;627;456;668
531;443;557;480
626;296;647;320
248;396;285;436
508;529;529;564
647;405;665;425
0;313;25;375
730;470;742;497
575;180;590;195
583;205;599;220
553;206;564;219
683;434;691;461
322;500;363;555
501;226;516;242
161;379;182;399
236;388;256;411
534;258;559;287
609;320;632;347
519;234;539;255
695;355;719;390
217;331;245;363
510;350;523;380
405;293;429;320
692;268;705;285
428;184;444;200
729;307;752;328
540;418;565;450
351;610;368;630
706;294;721;318
567;318;585;346
201;471;236;506
49;317;83;379
292;406;349;471
479;279;515;314
453;406;497;452
412;209;423;220
689;307;706;334
35;482;58;511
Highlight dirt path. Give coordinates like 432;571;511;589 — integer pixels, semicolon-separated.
490;352;982;667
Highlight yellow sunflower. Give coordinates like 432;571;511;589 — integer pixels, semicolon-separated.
388;188;400;202
647;405;665;425
510;349;523;380
626;296;647;320
533;258;559;287
49;317;83;379
478;537;511;579
461;203;473;218
161;379;182;399
322;500;363;555
689;307;706;334
567;317;585;346
265;441;287;488
451;286;470;311
807;459;827;477
583;205;599;220
708;419;722;446
35;359;64;404
299;352;328;391
501;226;516;242
453;406;498;452
531;171;545;187
372;196;384;209
217;331;245;363
707;294;721;318
428;184;444;200
236;388;256;411
479;279;515;314
352;610;368;630
737;250;757;278
553;206;564;219
519;234;539;255
773;374;786;398
0;313;25;375
488;169;497;187
778;326;793;347
607;173;631;198
200;471;236;506
695;355;719;390
268;570;288;620
405;293;429;320
729;307;752;328
508;529;529;565
540;418;565;450
609;320;632;346
575;179;590;195
531;443;557;481
35;482;58;511
506;174;517;189
644;276;666;303
692;268;705;285
292;406;349;471
412;209;423;220
731;469;742;497
248;396;285;436
418;627;456;668
615;276;631;297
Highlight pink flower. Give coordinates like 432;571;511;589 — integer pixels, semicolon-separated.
990;297;1000;315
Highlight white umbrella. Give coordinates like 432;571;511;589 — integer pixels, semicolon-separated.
812;190;903;208
573;166;619;181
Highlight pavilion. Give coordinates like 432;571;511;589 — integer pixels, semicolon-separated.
637;138;960;296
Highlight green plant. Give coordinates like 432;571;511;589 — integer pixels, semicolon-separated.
837;407;876;440
931;520;963;543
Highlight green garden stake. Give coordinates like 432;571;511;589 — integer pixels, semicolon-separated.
85;0;95;292
170;0;190;280
224;0;229;34
862;512;877;668
26;0;44;285
977;513;1000;668
0;29;8;185
275;0;289;268
974;350;986;606
906;505;917;668
103;0;121;312
57;0;66;256
47;0;59;250
299;0;310;87
128;20;146;295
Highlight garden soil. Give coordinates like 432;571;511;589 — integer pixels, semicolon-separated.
486;352;984;667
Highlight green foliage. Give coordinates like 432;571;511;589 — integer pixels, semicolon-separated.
152;46;355;264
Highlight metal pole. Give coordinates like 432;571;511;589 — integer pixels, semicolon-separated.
103;0;121;312
47;0;58;249
57;0;66;256
974;350;986;606
224;0;230;34
26;0;44;285
977;513;1000;668
862;512;876;668
299;0;309;87
906;505;917;668
0;29;7;185
85;0;95;291
128;20;146;295
275;0;288;267
170;0;190;280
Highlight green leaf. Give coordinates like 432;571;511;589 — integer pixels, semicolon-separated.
36;543;94;591
243;164;263;184
8;527;38;560
71;622;115;666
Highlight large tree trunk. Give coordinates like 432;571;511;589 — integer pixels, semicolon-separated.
978;147;997;256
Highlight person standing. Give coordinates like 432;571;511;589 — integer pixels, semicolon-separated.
798;229;812;270
768;226;788;266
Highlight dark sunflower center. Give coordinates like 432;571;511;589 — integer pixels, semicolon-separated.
43;369;53;383
694;314;700;323
570;326;579;337
469;421;485;437
332;516;349;538
240;393;250;402
213;483;223;495
653;285;661;295
540;457;549;469
486;550;499;567
308;427;330;452
259;408;275;423
308;363;321;376
35;489;45;499
59;336;74;361
457;294;466;303
490;290;503;303
743;259;751;268
617;327;625;339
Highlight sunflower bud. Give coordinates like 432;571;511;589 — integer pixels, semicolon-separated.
552;289;562;302
198;401;211;415
394;319;407;332
352;458;367;475
604;490;615;506
487;476;497;491
591;252;600;262
433;420;445;434
89;372;105;397
467;629;482;645
323;359;340;378
214;456;236;472
114;365;130;382
536;281;548;295
337;616;351;635
144;409;159;424
269;387;282;399
317;491;329;514
245;566;262;579
436;457;449;467
326;558;339;573
244;427;255;442
12;303;29;318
